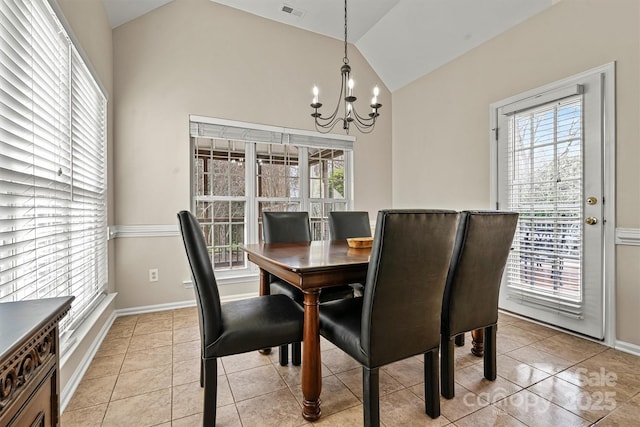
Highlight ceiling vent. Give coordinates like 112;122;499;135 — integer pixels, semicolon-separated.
281;3;305;18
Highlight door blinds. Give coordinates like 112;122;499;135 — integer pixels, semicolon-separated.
501;94;584;313
0;0;107;334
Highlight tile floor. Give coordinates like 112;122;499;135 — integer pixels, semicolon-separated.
61;308;640;426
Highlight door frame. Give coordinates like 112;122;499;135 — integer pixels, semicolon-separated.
489;62;616;346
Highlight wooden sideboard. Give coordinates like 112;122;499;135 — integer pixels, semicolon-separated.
0;297;74;427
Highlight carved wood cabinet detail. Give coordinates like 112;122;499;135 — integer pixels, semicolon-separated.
0;297;74;427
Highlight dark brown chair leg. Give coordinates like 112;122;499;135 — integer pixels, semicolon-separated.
279;344;289;366
425;350;440;418
454;333;465;346
203;357;217;426
484;325;497;381
291;342;301;366
440;335;455;399
363;367;380;427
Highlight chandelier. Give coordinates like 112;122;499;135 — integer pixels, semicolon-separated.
310;0;381;134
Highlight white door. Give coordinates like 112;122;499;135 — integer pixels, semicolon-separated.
493;65;614;340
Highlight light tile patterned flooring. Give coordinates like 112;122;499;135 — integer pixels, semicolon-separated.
61;308;640;426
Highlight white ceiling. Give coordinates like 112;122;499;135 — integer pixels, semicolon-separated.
102;0;553;91
102;0;173;29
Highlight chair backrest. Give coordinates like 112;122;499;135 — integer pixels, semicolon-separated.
177;210;223;349
360;209;459;367
328;211;371;240
262;211;311;243
441;211;519;337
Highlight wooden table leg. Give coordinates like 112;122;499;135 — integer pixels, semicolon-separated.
471;328;484;357
258;268;271;355
259;269;270;297
301;290;322;421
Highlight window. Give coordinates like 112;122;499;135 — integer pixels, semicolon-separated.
191;117;353;275
194;138;247;270
0;0;107;334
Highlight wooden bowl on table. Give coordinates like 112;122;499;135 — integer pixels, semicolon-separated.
346;237;374;249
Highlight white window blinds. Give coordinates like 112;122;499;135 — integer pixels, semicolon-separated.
0;0;107;334
189;115;355;150
501;95;583;308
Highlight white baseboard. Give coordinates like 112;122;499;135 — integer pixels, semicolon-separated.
115;299;197;317
614;340;640;357
60;294;118;412
113;293;258;318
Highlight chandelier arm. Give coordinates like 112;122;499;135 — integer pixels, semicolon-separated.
315;111;340;123
351;107;377;125
315;115;342;129
313;71;346;124
315;119;343;134
352;119;376;134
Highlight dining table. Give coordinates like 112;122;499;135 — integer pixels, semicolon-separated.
242;239;485;421
243;239;368;420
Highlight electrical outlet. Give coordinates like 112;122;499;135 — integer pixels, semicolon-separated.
149;268;159;282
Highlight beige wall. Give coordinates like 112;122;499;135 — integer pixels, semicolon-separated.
112;0;392;308
392;0;640;345
55;0;115;394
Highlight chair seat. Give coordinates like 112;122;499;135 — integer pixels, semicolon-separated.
204;295;303;358
270;280;354;304
319;298;367;365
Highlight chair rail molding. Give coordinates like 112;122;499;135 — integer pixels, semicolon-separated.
109;225;639;246
108;225;180;239
615;228;640;246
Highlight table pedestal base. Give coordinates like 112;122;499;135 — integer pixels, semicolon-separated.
301;290;322;421
471;328;484;357
302;399;322;421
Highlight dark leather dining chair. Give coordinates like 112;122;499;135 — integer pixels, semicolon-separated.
320;210;460;426
177;211;303;426
328;211;371;296
328;211;371;240
262;211;354;366
440;211;518;399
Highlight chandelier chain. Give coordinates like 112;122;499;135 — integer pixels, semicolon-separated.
343;0;348;64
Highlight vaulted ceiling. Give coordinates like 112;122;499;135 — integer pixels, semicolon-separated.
102;0;553;91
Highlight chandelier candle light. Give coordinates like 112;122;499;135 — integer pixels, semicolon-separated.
310;0;382;134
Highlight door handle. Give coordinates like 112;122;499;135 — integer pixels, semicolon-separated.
585;217;598;225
